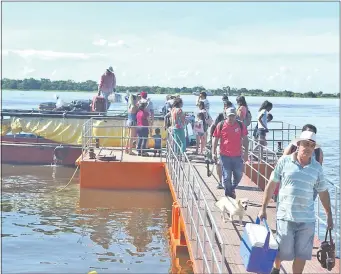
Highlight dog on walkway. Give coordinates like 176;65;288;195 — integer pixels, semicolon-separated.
215;196;249;225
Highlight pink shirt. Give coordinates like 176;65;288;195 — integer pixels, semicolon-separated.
213;121;248;157
136;110;149;126
237;106;247;120
99;72;116;93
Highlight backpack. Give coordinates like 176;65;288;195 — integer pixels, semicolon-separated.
244;109;252;126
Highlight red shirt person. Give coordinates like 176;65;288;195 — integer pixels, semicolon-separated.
212;107;248;198
136;103;149;156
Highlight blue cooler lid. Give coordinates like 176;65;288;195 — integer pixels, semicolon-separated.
245;223;278;250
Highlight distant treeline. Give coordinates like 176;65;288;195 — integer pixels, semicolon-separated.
1;78;339;98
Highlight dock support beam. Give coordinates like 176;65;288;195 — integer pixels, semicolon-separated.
169;201;193;273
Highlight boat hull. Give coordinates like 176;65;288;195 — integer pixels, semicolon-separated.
1;136;82;166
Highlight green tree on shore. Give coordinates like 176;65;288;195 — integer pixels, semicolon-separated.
1;78;339;98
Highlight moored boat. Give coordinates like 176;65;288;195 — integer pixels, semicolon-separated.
1;108;196;166
1;134;82;166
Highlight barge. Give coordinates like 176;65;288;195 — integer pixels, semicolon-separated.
75;118;340;273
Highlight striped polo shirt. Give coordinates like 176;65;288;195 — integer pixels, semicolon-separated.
270;153;328;223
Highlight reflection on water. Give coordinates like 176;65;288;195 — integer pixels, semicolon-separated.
1;164;174;273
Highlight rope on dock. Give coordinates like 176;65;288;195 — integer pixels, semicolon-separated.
54;165;79;193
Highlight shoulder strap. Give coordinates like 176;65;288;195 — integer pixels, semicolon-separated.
219;120;243;131
315;148;321;162
236;120;243;131
219;120;225;131
290;144;297;154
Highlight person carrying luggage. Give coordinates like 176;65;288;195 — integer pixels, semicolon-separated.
98;66;116;110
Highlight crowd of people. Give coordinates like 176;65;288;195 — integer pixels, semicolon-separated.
160;90;334;274
97;66;334;274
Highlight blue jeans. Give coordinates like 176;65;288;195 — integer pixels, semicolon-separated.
137;127;148;154
100;91;110;110
220;155;244;197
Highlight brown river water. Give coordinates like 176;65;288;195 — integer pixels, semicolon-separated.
1;164;192;273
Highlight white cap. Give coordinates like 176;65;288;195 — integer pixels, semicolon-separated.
292;131;319;147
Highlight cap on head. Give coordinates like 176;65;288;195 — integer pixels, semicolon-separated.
140;91;147;99
107;66;114;73
293;130;319;147
225;107;236;117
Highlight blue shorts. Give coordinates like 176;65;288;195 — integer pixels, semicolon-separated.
276;219;315;261
258;128;267;138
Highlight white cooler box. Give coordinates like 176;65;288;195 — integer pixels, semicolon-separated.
240;217;278;274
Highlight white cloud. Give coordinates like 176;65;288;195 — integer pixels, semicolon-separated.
146;47;154;53
107;40;128;48
3;49;107;61
178;70;189;78
93;39;107;46
1;17;338;93
22;66;35;76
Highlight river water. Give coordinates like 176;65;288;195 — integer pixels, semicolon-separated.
2;90;340;270
2;165;177;273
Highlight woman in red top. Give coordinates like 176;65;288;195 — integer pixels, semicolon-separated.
136;103;150;156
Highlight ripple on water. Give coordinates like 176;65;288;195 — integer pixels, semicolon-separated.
2;166;174;273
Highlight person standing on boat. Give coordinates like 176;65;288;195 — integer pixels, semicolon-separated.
98;66;116;110
258;131;333;274
136;102;149;156
212;107;248;198
196;91;210;112
138;91;154;135
125;94;138;155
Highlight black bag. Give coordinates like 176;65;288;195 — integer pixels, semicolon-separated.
39;102;56;110
71;99;92;112
317;229;335;271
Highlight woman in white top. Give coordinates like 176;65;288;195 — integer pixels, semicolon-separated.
253;100;273;159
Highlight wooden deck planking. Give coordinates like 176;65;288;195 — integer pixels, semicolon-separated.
79;146;339;273
190;153;339;274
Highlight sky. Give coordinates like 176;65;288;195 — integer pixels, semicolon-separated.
2;2;339;93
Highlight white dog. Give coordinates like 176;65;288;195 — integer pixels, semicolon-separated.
215;196;249;225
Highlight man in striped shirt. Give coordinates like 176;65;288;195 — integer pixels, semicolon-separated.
259;130;333;274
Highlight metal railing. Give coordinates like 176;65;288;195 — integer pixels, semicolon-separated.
245;136;279;187
165;130;225;273
316;183;340;257
81;117;166;162
80;117;340;264
246;128;340;257
249;120;299;152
